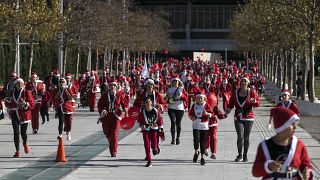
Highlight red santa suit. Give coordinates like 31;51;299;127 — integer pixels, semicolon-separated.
206;105;226;156
277;100;300;116
133;90;166;112
252;107;313;179
52;87;74;133
26;81;44;133
6;88;35;124
98;90;128;157
138;107;163;163
226;88;260;121
185;80;199;110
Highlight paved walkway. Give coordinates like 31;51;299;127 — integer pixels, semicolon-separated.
0;97;319;180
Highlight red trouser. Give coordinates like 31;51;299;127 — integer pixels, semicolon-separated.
206;126;217;154
102;117;119;156
31;103;41;130
143;130;157;161
87;91;96;109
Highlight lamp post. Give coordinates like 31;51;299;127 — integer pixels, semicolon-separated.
58;0;64;75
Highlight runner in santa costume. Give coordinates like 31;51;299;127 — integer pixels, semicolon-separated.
252;107;313;179
65;73;78;108
133;78;166;154
97;79;128;157
5;78;35;158
138;97;164;167
40;84;51;124
26;72;44;134
276;88;300;116
166;76;187;145
122;77;131;104
52;78;74;140
86;70;98;112
205;102;227;159
99;69;110;95
225;75;260;162
189;90;213;165
185;75;199;111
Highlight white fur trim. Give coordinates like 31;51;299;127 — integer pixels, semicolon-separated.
144;79;154;86
274;114;299;134
264;160;275;174
241;77;250;82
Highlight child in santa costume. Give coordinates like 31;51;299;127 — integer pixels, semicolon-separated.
138;97;164;167
252;107;313;179
189;91;213;165
205;103;227;159
277;88;300;116
40;84;51;124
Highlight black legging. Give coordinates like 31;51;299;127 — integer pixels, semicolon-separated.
193;129;207;155
234;120;254;156
168;108;184;140
56;108;71;135
11;114;28;151
40;105;49;122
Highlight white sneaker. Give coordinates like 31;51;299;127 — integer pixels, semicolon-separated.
66;132;71;141
58;134;63;138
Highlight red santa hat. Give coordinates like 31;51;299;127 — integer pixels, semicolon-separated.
125;77;131;83
59;77;66;82
196;89;206;98
65;73;72;78
269;107;299;133
281;84;290;96
109;79;118;86
144;78;154;86
53;69;60;76
241;75;250;83
119;76;126;82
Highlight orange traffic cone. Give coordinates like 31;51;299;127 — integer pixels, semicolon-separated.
56;136;68;162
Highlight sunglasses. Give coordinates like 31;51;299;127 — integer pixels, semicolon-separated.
59;81;65;84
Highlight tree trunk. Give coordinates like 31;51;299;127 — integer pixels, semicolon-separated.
110;48;114;76
272;52;277;84
287;50;292;94
96;49;99;71
63;46;68;76
292;51;297;96
116;50;120;76
76;46;80;79
282;50;287;89
28;43;34;79
277;53;282;88
301;50;308;100
308;35;315;102
122;48;126;75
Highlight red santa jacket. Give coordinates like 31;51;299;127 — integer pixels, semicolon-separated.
6;88;35;123
133;90;166;111
185;82;199;101
85;76;98;93
98;91;128;120
40;91;51;107
52;87;74;114
137;107;163;130
26;82;44;104
227;88;260;121
202;83;215;94
66;83;78;108
277;100;300;116
252;136;313;179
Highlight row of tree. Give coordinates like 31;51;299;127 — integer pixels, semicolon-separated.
230;0;320;102
0;0;173;83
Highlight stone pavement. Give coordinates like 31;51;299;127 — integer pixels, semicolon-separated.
0;98;319;180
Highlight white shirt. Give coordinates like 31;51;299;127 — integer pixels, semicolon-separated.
167;87;184;110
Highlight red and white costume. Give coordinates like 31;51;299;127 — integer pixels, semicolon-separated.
138;107;163;162
85;74;98;111
133;90;166;112
98;90;128;156
189;102;213;130
277;100;300;116
226;89;260;121
26;81;44;132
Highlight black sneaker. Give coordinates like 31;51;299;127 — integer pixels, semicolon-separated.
193;152;199;163
157;147;160;154
145;161;152;167
235;155;243;162
144;157;148;161
200;158;206;165
33;129;38;134
204;150;208;156
243;155;248;162
171;139;175;145
210;154;216;159
152;149;157;155
42;121;45;124
176;138;180;145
